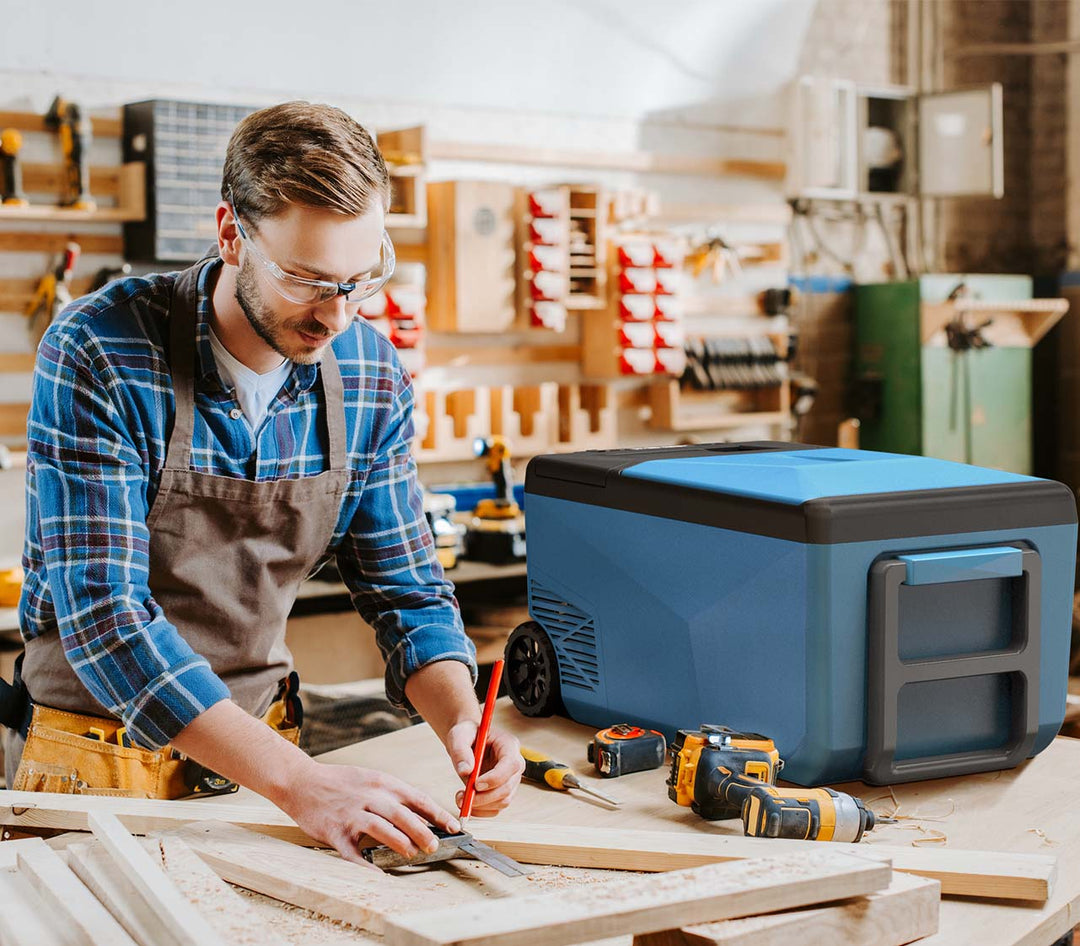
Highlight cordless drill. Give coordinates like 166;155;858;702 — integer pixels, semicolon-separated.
44;96;95;210
668;725;884;843
0;129;27;206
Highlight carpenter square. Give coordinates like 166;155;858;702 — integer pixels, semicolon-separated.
362;828;530;877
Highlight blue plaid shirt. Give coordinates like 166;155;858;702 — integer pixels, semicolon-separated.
20;259;475;749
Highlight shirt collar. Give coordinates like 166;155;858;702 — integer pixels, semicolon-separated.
194;257;320;396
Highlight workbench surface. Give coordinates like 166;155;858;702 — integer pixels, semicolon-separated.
223;701;1080;945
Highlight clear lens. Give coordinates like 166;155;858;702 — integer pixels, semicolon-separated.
244;228;396;308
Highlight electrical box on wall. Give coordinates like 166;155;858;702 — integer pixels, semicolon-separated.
788;77;1004;201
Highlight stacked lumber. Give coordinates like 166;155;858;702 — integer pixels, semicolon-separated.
0;791;1061;945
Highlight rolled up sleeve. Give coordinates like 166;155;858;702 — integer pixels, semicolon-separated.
334;365;476;712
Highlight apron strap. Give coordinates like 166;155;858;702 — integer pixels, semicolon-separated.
164;261;205;473
319;346;347;472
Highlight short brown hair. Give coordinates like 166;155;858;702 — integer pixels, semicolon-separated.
222;101;390;225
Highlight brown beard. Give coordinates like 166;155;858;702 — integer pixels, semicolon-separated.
234;255;335;365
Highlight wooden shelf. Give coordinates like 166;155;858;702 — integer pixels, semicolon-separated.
648;379;791;432
569;209;597;218
0;163;145;224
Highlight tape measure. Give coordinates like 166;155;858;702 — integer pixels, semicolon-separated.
587;723;667;778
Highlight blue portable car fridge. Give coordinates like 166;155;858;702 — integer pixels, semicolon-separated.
514;442;1078;786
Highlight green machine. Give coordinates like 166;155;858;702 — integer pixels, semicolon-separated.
854;275;1066;474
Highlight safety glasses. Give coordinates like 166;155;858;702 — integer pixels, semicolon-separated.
229;192;395;306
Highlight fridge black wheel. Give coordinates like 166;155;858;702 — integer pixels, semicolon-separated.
504;621;564;717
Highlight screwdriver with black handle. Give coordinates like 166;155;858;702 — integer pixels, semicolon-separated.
520;747;621;806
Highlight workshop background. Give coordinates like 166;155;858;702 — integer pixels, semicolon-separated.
1;0;1079;742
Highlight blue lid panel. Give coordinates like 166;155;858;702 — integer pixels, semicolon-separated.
620;448;1036;505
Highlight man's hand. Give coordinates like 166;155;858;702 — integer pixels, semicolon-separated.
170;700;458;869
446;722;525;816
274;760;461;865
405;660;525;817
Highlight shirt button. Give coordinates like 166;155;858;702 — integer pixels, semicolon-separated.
229;408;243;420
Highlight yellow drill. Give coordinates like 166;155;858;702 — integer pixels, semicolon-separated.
0;129;27;206
668;725;888;843
44;96;95;211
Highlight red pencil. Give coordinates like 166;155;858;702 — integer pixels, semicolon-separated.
459;658;504;820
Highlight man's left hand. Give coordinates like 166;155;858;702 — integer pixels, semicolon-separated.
446;722;525;816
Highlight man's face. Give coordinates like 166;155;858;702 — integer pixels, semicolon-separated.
233;203;385;365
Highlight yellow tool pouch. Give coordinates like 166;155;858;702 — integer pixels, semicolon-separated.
12;681;302;798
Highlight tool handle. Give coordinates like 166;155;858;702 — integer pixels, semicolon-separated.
520;747;573;790
459;659;504;820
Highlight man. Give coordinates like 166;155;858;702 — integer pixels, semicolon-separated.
0;102;523;866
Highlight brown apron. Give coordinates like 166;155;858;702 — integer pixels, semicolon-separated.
16;258;350;774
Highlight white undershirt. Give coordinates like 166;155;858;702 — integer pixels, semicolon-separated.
207;326;293;431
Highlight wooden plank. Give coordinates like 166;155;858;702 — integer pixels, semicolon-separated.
426;342;579;367
165;820;439;935
22;165;121;199
429;141;786;180
633;873;940;946
0;790;314;845
0;791;1055;901
67;842;162;946
87;812;225;946
0;203;142;224
149;836;290;946
0;111;122;137
0;232;123;255
382;850;891;946
17;837;139;946
0;867;72;946
471;822;1056;902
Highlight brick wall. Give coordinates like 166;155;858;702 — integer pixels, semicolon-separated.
939;0;1069;275
940;1;1035;272
1030;0;1070;272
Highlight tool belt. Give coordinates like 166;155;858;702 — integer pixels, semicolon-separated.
3;667;303;799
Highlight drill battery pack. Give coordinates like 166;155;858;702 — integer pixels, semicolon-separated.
588;724;666;778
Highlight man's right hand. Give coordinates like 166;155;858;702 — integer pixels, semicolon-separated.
170;700;458;868
274;760;461;866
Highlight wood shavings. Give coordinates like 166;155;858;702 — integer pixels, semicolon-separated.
1027;827;1059;847
883;823;948;846
868;786;956;823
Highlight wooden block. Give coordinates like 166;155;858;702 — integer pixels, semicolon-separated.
471;822;1056;903
17;837;139;945
87;812;224;946
426;181;517;333
633;872;940;946
149;836;290;946
382;849;891;946
415;387;492;461
68;841;162;946
165;820;450;935
0;866;71;946
490;383;559;455
556;383;617;450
